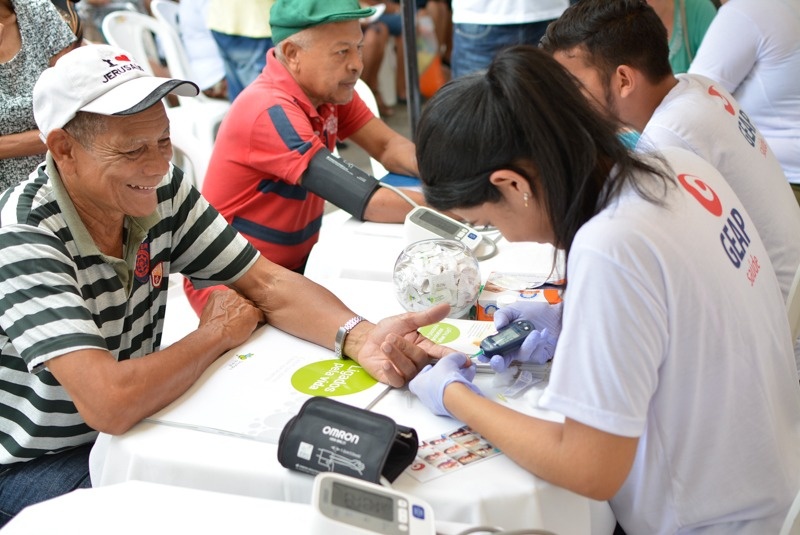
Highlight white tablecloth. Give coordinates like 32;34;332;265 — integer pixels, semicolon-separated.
2;481;311;534
89;212;615;535
304;209;564;283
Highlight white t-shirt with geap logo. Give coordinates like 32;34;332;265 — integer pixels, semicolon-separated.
540;147;800;534
638;73;800;305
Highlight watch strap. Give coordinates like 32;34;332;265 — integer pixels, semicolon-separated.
334;315;366;358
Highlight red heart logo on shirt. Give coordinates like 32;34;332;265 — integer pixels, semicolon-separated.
114;54;131;62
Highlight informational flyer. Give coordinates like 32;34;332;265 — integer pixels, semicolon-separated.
145;325;390;444
404;425;502;482
417;318;498;357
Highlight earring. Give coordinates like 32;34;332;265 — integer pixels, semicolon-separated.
523;193;529;208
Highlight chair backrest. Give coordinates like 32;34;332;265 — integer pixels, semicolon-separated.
101;10;159;77
354;79;389;179
102;9;204;104
787;262;800;342
149;0;180;35
166;107;210;190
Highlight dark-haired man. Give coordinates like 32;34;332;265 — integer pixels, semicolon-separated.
541;0;800;374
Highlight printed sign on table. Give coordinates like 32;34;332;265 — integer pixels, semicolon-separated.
146;325;390;444
405;425;502;482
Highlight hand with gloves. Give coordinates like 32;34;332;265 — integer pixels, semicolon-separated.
409;352;483;417
479;300;563;372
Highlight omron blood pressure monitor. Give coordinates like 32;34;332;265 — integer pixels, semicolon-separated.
404;206;483;250
311;472;436;535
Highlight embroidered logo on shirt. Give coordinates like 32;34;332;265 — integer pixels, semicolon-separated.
151;261;164;288
134;241;151;283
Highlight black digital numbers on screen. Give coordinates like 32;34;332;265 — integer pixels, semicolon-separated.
332;481;394;521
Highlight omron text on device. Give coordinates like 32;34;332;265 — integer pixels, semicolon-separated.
311;472;436;535
404;206;483;250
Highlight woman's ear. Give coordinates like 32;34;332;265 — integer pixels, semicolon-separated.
488;168;533;197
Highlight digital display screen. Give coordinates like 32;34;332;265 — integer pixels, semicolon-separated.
418;209;462;235
332;481;394;521
488;327;522;346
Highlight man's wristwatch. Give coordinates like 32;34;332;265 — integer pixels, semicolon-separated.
334;315;366;359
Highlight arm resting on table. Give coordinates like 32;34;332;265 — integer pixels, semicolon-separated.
444;382;639;500
46;290;264;435
232;256;452;386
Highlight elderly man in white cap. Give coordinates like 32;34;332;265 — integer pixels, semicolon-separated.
0;44;450;526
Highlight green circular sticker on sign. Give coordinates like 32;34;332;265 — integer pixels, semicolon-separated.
291;359;377;397
418;322;461;345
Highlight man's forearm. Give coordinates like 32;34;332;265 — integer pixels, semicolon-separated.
363;186;422;222
0;130;47;159
232;256;361;350
380;136;419;177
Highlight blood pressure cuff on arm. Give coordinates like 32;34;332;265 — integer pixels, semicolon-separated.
277;396;418;483
302;149;381;221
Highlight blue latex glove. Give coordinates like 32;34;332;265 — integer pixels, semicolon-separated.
479;301;563;372
409;353;483;417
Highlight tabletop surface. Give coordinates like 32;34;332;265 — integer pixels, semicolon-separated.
88;211;615;535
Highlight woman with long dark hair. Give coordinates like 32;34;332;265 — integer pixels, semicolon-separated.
409;45;800;533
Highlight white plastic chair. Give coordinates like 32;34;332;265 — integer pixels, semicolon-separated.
167;108;210;190
354;78;389;179
149;0;180;36
101;10;229;153
780;487;800;535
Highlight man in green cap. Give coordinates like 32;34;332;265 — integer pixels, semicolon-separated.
185;0;424;313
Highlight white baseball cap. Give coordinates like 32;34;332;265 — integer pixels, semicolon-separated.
33;44;199;141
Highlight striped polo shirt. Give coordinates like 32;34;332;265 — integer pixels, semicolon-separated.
0;156;258;465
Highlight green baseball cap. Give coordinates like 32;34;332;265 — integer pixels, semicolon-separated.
270;0;376;44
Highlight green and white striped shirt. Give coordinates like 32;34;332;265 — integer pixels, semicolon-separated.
0;156;258;465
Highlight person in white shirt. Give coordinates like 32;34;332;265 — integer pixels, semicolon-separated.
449;0;570;78
540;0;800;373
689;0;800;192
178;0;227;99
409;44;800;535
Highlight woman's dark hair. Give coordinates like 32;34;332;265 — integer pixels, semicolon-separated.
540;0;672;85
52;0;83;44
415;44;670;262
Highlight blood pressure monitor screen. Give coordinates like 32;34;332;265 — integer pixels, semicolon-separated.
332;481;394;521
418;208;462;235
